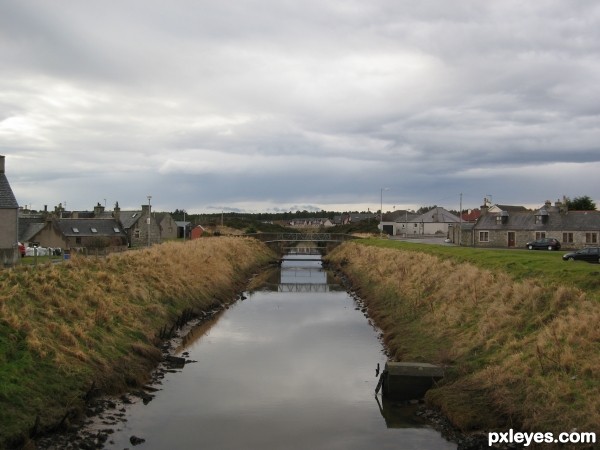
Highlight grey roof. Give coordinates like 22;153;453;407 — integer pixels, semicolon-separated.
0;173;18;208
55;218;126;237
411;207;460;223
348;213;377;221
119;210;143;229
394;213;419;223
476;211;534;230
493;204;530;212
71;210;115;219
19;222;46;242
475;210;600;231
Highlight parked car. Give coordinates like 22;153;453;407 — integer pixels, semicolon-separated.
25;246;50;256
525;238;561;251
562;247;600;263
18;242;25;257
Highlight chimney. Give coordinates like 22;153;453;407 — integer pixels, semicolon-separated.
480;198;488;216
0;155;5;174
93;202;105;216
113;201;120;222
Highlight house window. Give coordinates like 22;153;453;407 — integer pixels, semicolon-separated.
585;233;598;244
72;227;80;233
134;229;140;239
75;237;82;244
90;228;98;233
479;231;489;242
562;232;574;243
113;227;120;233
535;232;546;240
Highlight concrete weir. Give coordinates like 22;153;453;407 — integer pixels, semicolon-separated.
376;362;445;400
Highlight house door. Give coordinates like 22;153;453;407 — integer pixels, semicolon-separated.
507;232;516;247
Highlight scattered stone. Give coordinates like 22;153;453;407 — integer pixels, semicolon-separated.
129;435;145;445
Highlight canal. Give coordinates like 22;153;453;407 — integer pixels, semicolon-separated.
101;253;456;449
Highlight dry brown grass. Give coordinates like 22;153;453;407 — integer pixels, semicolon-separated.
326;242;600;440
2;237;272;362
0;237;275;447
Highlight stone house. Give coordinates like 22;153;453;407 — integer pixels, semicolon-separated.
383;207;459;237
155;212;178;240
20;202;166;251
449;202;533;246
18;214;47;247
118;204;162;247
30;217;127;252
452;200;600;249
0;155;19;266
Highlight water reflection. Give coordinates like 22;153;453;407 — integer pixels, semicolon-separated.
375;396;431;429
259;254;344;292
103;252;455;450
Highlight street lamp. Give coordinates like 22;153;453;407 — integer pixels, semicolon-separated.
147;195;152;247
380;187;389;238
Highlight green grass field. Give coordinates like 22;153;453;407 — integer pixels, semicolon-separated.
360;238;600;295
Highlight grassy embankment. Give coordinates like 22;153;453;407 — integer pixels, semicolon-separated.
0;237;275;449
326;239;599;441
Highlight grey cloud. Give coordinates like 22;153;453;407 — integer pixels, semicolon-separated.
1;0;599;213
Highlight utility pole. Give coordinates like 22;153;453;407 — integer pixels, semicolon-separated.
458;193;463;246
380;187;389;238
147;195;152;247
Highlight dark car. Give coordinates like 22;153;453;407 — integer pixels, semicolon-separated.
525;238;561;251
562;247;600;263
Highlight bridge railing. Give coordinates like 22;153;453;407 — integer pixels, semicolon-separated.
247;232;356;243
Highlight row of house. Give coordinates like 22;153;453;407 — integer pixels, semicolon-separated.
450;200;600;249
287;218;335;228
0;154;198;266
17;202;176;254
380;198;600;250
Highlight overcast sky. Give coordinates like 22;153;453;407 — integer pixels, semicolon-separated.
1;1;599;214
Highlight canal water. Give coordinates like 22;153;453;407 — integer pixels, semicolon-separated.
103;253;456;450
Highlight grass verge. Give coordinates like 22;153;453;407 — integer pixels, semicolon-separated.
0;237;275;449
325;239;599;446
